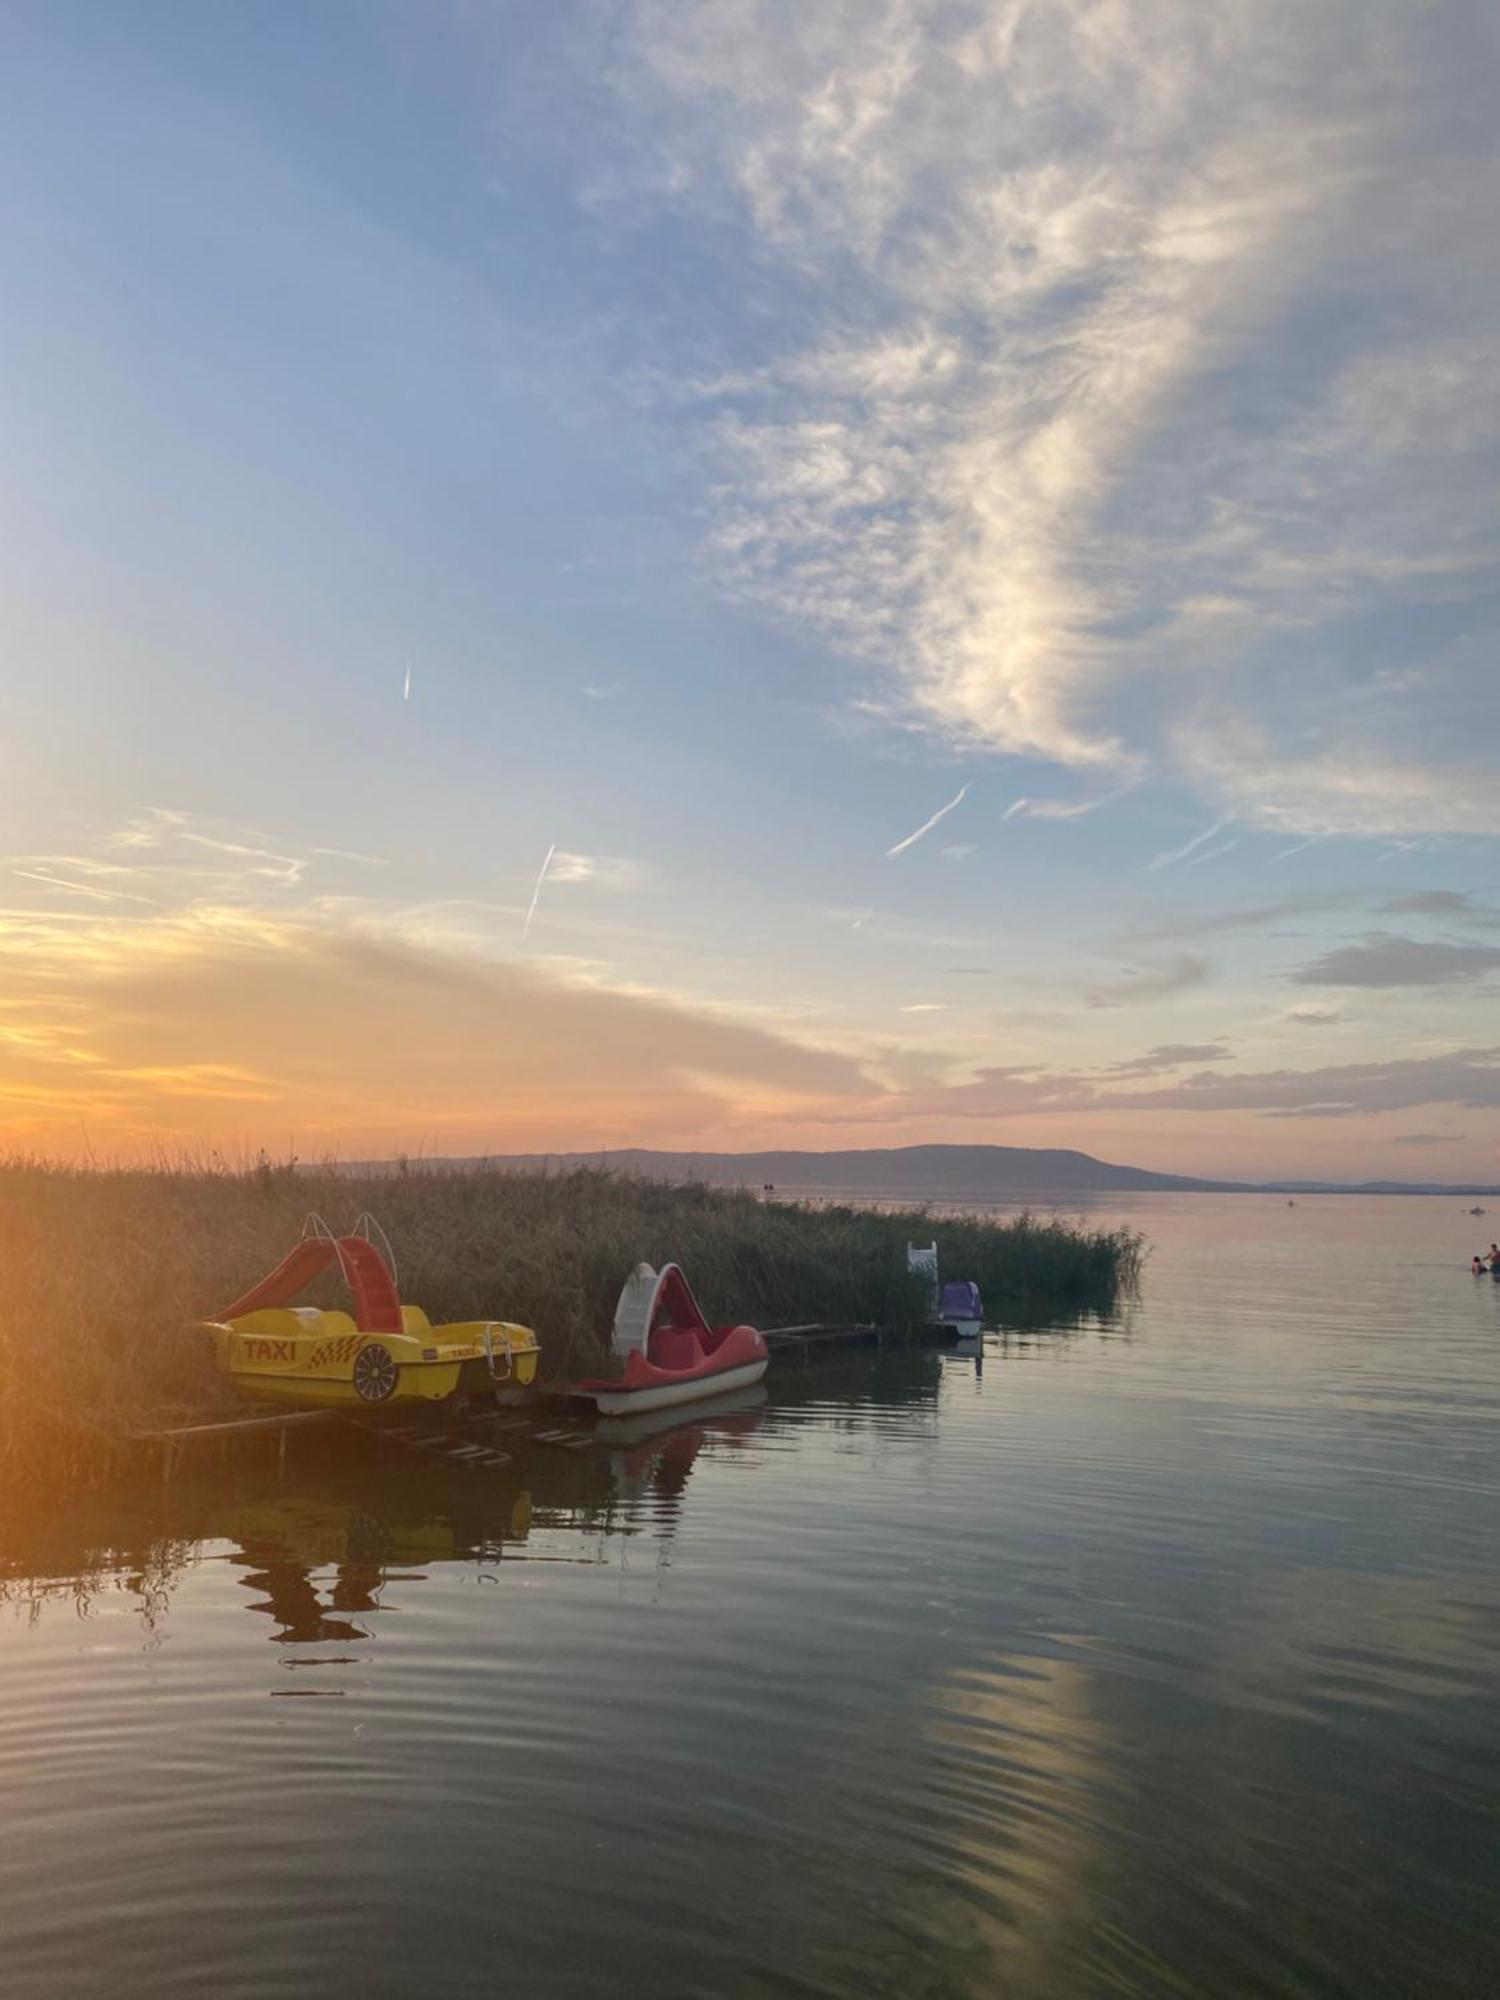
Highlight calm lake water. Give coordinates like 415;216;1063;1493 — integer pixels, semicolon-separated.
4;1193;1499;1997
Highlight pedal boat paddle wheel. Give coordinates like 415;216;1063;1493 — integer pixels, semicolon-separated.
202;1215;540;1409
563;1262;768;1416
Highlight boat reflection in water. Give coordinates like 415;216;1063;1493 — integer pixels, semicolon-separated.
0;1323;1110;1662
215;1399;770;1653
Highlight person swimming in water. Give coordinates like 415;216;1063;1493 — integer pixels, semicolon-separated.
1474;1256;1486;1276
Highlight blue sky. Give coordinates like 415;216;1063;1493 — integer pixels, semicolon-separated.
3;0;1499;1178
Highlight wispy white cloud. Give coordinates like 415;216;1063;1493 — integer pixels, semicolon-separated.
1004;791;1126;824
311;846;391;867
107;808;190;851
1176;726;1500;841
546;851;653;888
12;869;156;906
593;0;1500;837
180;833;307;884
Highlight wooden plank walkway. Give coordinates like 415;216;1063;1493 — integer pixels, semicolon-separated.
131;1407;341;1477
372;1420;515;1472
132;1410;339;1443
762;1322;882;1359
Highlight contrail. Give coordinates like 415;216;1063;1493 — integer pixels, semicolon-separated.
521;842;556;942
403;663;412;701
887;783;971;858
1271;835;1325;865
1149;819;1227;872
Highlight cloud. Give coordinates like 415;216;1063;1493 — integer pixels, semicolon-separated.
1290;933;1500;989
12;869;157;906
583;1;1500;837
8;876;1500;1155
1085;953;1212;1009
517;848;652;945
107;808;190;850
1176;732;1500;841
1282;1003;1343;1026
43;811;385;899
545;851;652;888
878;1044;1500;1124
1103;1048;1500;1119
1004;793;1124;823
1382;890;1500;926
1126;896;1363;948
0;906;874;1152
1105;1042;1232;1077
1119;890;1363;945
1390;1132;1459;1147
180;833;307;885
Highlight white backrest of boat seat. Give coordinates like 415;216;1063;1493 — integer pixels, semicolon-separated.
612;1262;663;1358
907;1241;939;1310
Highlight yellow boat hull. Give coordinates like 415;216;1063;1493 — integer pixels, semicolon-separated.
203;1306;540;1410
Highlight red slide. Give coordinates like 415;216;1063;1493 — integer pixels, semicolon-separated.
217;1233;403;1334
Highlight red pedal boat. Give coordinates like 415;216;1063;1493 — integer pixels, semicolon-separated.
563;1262;768;1415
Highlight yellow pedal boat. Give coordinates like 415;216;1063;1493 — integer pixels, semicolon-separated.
203;1215;539;1410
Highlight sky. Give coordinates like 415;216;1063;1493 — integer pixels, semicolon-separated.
2;0;1499;1181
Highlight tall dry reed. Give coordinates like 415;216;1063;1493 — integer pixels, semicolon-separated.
0;1158;1141;1483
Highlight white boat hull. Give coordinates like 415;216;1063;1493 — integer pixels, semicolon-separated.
580;1357;769;1417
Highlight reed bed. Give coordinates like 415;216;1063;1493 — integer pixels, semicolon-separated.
0;1157;1142;1485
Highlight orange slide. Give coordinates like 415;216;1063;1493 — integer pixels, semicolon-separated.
217;1232;404;1334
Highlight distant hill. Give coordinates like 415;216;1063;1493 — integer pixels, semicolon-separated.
364;1143;1500;1199
1264;1179;1500;1197
391;1143;1243;1195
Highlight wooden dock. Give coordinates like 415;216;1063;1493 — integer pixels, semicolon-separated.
126;1319;956;1476
761;1322;883;1360
761;1320;972;1359
132;1408;341;1476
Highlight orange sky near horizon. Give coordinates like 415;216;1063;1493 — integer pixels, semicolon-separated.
5;881;1495;1185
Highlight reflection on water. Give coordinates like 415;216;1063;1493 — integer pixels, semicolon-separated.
2;1195;1499;1998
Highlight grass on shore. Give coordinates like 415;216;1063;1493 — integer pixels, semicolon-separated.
0;1158;1142;1484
